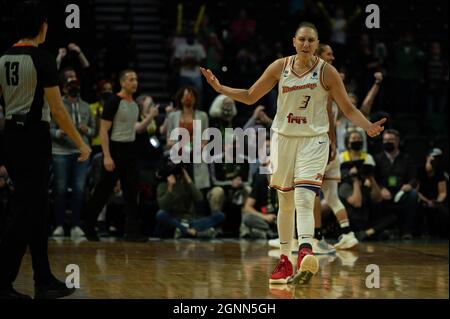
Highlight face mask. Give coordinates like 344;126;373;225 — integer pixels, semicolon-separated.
67;86;80;98
350;141;363;151
222;105;233;117
383;142;395;153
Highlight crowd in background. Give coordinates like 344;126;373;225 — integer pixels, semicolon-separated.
0;0;448;242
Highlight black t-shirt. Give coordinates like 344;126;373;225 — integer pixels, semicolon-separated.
375;152;417;193
249;173;278;214
0;45;58;122
417;166;446;200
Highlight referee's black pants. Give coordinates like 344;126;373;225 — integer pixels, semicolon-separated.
85;141;140;234
0;121;53;289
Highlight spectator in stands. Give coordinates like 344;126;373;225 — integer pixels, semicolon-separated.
158;102;175;139
372;33;388;74
56;43;90;71
390;32;425;113
354;34;382;99
198;14;216;45
338;130;384;238
336;72;384;153
241;135;277;239
243;105;273;178
207;95;252;237
243;105;273;131
135;95;162;170
316;3;362;58
50;78;95;238
230;9;256;47
417;148;448;238
166;86;210;192
329;6;348;54
56;43;93;101
208;130;252;237
59;67;77;85
208;146;252;237
155;160;225;239
374;129;418;240
135;95;163;234
90;80;114;156
172;32;206;104
235;45;260;87
425;41;448;114
104;180;125;236
208;94;238;132
205;32;224;80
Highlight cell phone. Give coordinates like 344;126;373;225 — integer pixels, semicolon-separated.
149;136;160;148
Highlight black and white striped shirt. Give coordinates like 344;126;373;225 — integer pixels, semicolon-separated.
0;44;58;123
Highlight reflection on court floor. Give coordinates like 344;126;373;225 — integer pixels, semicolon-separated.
15;239;449;299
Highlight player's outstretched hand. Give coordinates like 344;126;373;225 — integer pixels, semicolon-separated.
200;67;222;93
366;117;387;137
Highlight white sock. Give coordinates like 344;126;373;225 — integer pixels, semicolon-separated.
339;219;350;228
295;187;316;247
277;191;295;257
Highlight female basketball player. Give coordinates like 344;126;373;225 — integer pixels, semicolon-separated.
201;22;385;285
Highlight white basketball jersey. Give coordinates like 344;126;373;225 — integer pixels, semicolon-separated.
272;56;330;137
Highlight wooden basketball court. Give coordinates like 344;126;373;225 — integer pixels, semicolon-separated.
14;239;449;299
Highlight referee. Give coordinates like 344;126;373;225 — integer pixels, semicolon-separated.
0;1;91;299
83;69;147;242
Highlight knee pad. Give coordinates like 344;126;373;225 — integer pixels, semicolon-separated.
294;187;315;242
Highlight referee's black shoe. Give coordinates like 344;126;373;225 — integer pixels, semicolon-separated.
34;277;75;299
0;287;32;299
81;223;100;242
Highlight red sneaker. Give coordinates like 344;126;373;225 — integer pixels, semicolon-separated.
269;254;294;284
293;247;319;285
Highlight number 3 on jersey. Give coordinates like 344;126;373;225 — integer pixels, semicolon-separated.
5;61;20;86
299;95;311;109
